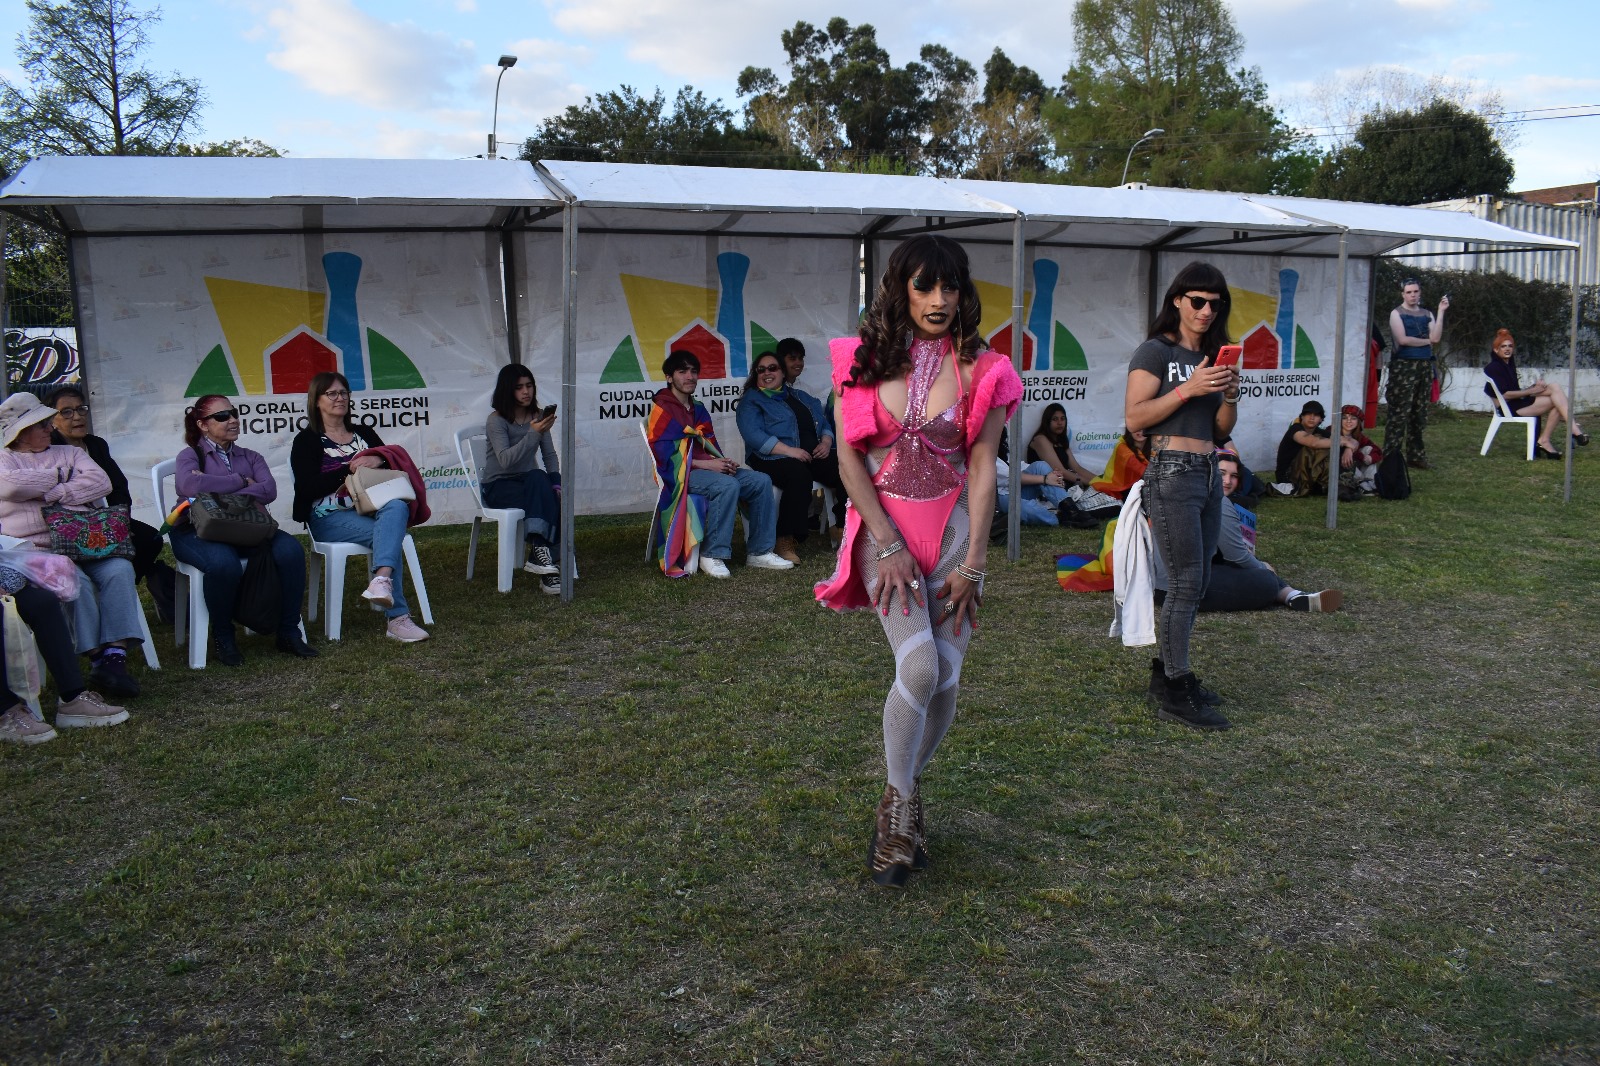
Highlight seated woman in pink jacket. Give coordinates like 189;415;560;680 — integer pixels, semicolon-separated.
169;394;315;665
0;393;144;697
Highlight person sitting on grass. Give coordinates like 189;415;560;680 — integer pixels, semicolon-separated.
0;561;128;745
1153;451;1343;616
647;349;794;579
482;363;566;595
1337;405;1383;495
1275;400;1333;496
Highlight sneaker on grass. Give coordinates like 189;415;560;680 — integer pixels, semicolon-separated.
0;705;56;745
539;574;561;595
699;557;731;579
385;615;430;642
56;690;129;729
746;551;795;570
1287;589;1343;613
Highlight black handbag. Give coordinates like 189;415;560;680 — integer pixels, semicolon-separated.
234;542;282;636
190;493;278;547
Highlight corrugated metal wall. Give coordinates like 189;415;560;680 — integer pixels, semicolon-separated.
1390;195;1598;286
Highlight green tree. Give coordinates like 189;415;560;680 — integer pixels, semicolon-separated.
967;48;1054;182
518;85;811;169
1308;100;1514;205
738;18;968;174
1044;0;1306;191
0;0;206;170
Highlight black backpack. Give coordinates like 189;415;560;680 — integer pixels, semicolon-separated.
1374;450;1411;500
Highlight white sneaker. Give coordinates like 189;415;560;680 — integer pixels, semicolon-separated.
1272;482;1295;496
699;556;731;579
746;551;796;571
361;574;395;609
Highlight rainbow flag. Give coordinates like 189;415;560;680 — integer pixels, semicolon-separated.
646;401;721;578
1057;518;1118;592
1089;441;1147;501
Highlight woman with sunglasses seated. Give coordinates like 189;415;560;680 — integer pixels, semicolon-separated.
0;393;144;697
735;350;845;563
45;385;178;620
169;395;315;665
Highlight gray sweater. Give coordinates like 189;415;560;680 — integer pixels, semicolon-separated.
483;412;558;483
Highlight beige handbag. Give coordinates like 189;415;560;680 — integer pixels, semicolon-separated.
345;467;415;515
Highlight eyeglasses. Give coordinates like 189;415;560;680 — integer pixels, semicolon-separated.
202;409;240;423
1183;295;1227;311
756;364;782;375
54;405;91;418
322;390;351;400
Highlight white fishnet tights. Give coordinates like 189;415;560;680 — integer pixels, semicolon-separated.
855;495;975;795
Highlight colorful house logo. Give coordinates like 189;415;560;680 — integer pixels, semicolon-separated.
1229;269;1318;370
975;259;1088;371
185;251;425;397
601;252;778;383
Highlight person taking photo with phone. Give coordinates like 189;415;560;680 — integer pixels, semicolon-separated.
1124;261;1240;730
482;363;568;594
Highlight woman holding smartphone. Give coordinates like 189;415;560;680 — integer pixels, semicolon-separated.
483;363;565;594
1125;261;1240;730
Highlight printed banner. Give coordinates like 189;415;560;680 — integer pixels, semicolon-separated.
73;232;509;526
5;327;81;392
519;232;858;514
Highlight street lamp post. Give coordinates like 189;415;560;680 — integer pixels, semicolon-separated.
1120;128;1164;186
488;54;517;160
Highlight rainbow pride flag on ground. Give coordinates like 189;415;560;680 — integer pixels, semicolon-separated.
1057;518;1118;592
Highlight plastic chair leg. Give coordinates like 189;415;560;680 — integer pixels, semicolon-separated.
402;536;433;624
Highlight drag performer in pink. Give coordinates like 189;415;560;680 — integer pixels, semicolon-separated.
815;235;1021;887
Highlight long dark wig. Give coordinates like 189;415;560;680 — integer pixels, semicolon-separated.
491;363;538;421
306;372;356;435
1148;260;1232;359
847;234;984;389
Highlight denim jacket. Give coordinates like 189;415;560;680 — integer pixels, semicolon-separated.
734;385;834;458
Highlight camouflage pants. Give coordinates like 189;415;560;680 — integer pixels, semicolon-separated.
1384;359;1434;463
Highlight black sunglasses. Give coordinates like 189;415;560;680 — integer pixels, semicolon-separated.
756;363;782;374
1183;294;1227;311
202;409;240;423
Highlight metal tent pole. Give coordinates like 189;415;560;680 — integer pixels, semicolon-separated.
1007;214;1025;561
559;203;578;599
1325;228;1349;530
1565;245;1579;503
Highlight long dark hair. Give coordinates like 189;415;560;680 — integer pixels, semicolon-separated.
1030;402;1068;447
306;372;355;435
491;363;538;421
848;234;984;389
742;351;783;394
1148;260;1232;359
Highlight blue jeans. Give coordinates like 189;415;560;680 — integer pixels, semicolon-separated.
483;470;560;555
997;461;1068;525
170;526;307;635
68;556;144;654
1143;450;1222;679
686;467;776;559
307;499;412;619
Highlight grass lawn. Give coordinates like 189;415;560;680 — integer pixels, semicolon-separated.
3;409;1598;1064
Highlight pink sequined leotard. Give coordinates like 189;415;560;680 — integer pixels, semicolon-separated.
864;337;967;579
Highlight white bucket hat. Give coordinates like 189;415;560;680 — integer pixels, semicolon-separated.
0;393;60;448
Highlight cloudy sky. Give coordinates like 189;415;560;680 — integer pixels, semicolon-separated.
1;0;1595;191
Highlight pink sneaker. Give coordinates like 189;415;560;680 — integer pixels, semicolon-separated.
361;574;394;609
1;704;57;745
55;690;129;729
385;615;430;643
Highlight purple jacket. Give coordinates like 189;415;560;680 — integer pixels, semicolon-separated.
175;439;278;504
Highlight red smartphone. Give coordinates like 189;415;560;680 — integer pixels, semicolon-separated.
1215;344;1243;368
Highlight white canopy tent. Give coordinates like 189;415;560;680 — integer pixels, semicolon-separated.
1;157;1580;601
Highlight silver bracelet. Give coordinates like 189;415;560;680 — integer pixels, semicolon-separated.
875;539;906;561
955;563;986;583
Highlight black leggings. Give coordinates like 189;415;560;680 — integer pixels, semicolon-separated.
2;585;86;705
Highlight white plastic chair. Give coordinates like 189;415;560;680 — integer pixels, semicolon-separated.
307;528;433;641
1481;374;1539;460
454;426;526;593
151;459;304;668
